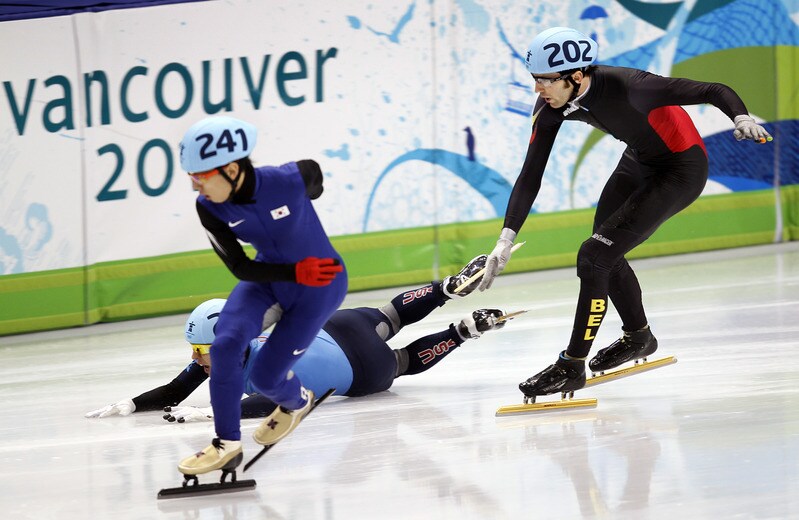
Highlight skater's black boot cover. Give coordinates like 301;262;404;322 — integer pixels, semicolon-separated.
519;351;586;397
589;326;658;373
443;255;488;298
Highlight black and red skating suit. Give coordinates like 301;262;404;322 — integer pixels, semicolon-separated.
503;65;751;358
504;65;748;232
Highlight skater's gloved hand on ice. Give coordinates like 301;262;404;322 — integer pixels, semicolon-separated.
479;228;516;292
85;398;135;418
163;405;214;423
733;115;771;143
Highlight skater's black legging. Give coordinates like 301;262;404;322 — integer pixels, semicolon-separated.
565;145;708;359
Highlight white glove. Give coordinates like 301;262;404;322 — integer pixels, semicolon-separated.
85;399;135;418
733;115;771;142
162;405;214;423
478;228;516;292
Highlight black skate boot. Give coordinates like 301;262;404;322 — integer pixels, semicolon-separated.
588;326;658;374
443;254;488;298
519;352;586;402
456;308;506;339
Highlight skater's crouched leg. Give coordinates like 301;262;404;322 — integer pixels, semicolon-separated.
576;234;618;283
249;352;316;447
209;331;250;384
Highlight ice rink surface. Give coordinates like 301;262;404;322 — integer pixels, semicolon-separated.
2;243;798;520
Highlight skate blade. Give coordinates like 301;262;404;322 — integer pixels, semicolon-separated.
157;479;256;499
495;397;597;416
585;356;677;387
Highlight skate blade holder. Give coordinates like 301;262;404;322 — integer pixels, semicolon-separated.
585;356;677;388
158;453;256;499
495;395;598;416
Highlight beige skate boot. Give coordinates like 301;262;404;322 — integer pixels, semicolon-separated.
178;437;242;476
253;390;315;446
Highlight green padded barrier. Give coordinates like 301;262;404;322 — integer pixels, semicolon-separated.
0;189;789;336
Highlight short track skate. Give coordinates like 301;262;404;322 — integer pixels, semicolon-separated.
495;356;677;416
157;388;335;499
157;453;256;499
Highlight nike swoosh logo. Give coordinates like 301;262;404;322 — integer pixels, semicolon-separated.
228;219;245;227
292;348;307;356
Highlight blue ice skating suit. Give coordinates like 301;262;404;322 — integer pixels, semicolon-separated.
197;162;347;441
243;329;354;398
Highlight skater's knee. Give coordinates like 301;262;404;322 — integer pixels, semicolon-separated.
577;235;622;280
577;239;604;280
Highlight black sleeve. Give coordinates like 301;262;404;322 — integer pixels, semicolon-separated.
628;70;749;121
296;159;324;199
131;362;209;412
196;201;297;282
239;393;279;418
503;99;562;233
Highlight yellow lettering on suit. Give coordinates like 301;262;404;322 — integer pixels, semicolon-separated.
584;299;606;340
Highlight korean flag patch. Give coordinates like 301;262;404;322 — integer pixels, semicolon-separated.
271;205;290;220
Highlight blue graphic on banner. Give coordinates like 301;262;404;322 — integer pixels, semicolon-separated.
674;0;799;63
497;19;534;116
0;202;54;274
363;149;514;232
365;2;416;44
704;120;798;189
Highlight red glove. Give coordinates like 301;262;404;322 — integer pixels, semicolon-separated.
295;257;343;286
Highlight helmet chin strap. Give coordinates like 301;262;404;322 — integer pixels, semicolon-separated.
217;166;239;202
562;69;586;116
565;70;583;103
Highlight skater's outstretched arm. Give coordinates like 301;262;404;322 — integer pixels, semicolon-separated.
85;361;208;417
133;361;209;411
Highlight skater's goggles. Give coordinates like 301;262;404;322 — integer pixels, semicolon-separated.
188;168;221;185
531;72;572;86
190;343;212;355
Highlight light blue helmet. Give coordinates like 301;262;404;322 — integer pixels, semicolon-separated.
184;299;226;345
179;116;258;173
525;27;598;74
